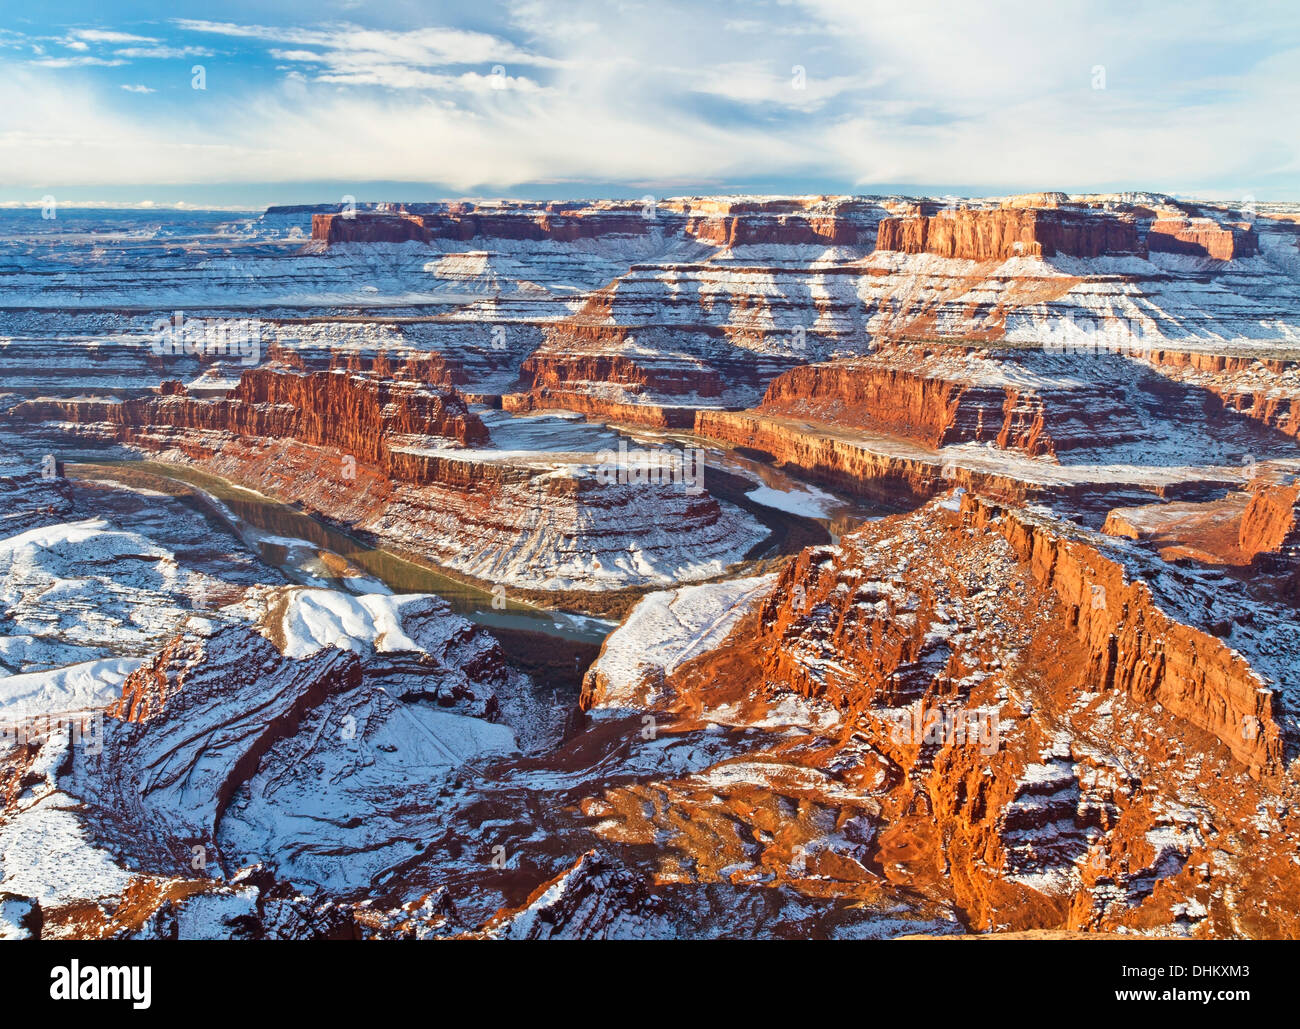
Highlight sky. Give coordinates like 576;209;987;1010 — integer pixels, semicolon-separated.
0;0;1297;209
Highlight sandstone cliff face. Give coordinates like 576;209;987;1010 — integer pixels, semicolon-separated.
669;196;883;246
502;333;729;428
521;353;722;398
694;408;951;507
14;367;489;467
875;208;1142;260
312;213;429;244
960;494;1284;777
1143;349;1299;441
756;356;1148;457
683;213;863;246
1147;218;1260;261
313;204;653;245
225;367;490;458
312;197;893;250
1240;479;1300;560
502;390;699;429
576;494;1297;935
690;408;1213;515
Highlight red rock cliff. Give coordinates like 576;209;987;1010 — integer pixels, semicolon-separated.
875;208;1142;260
962;494;1284;777
1146;218;1259;261
13;368;489;468
758;360;1066;454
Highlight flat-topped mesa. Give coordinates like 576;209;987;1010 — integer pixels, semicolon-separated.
311;196;893;248
1146;217;1260;261
755;353;1143;457
12;366;489;463
311;212;428;244
875;207;1143;260
520;352;723;398
312;202;654;245
309;195;1265;264
225;366;490;458
665;196;884;246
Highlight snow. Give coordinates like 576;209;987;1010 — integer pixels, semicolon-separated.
0;656;140;725
588;574;776;710
176;887;261;940
275;589;435;659
744;483;837;518
0;732;135;907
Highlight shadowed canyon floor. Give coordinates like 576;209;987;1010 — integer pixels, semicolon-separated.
1;193;1299;939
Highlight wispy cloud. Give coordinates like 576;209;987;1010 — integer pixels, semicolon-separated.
66;29;158;45
175;18;558;70
32;55;128;68
113;46;212;59
0;1;1297;200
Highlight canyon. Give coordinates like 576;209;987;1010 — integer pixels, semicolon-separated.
1;190;1299;940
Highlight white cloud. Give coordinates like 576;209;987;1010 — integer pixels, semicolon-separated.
68;29;159;44
114;46;213;59
120;84;155;94
690;62;892;110
174;19;558;69
31;56;128;68
1;3;1296;198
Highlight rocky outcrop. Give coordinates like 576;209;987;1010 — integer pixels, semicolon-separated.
1240;479;1300;560
521;352;722;398
13;367;488;467
756;355;1147;457
313;203;653;245
580;495;1298;935
481;850;661;940
1147;218;1259;261
875;207;1142;260
961;494;1284;777
102;625;365;840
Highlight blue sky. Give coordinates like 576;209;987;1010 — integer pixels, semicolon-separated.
1;0;1297;208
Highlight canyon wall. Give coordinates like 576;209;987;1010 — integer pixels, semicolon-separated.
14;368;489;469
521;353;723;398
694;408;950;506
961;493;1284;777
1147;218;1260;261
1143;349;1299;441
875;208;1142;260
756;357;1146;456
313;206;653;245
1240;479;1300;560
502;390;699;429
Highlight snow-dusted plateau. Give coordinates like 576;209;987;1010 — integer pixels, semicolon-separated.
2;192;1299;939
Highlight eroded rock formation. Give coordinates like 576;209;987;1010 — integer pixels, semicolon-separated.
875;208;1142;260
